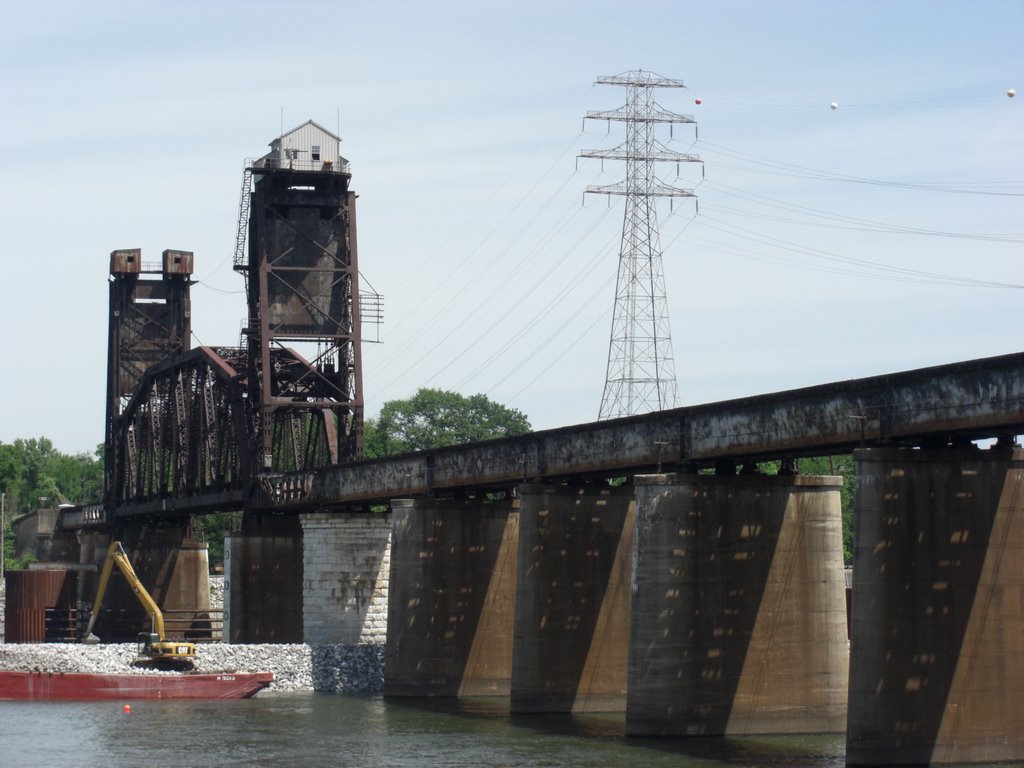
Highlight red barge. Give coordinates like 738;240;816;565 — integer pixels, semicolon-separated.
0;670;274;701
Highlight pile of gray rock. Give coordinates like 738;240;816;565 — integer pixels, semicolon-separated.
310;644;385;693
0;642;384;694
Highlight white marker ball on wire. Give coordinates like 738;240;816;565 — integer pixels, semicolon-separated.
830;102;838;110
1009;88;1016;98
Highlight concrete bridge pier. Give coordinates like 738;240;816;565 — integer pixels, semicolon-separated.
224;513;303;643
301;511;391;645
847;446;1024;766
626;472;849;737
384;496;519;697
510;482;634;713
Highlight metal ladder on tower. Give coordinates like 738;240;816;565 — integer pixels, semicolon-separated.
233;164;254;351
233;164;253;276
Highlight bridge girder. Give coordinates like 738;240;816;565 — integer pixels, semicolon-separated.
107;346;251;516
254;352;1024;511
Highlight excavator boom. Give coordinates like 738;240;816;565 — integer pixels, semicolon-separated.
82;541;195;667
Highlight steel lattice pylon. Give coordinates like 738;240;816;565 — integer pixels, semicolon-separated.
579;71;701;420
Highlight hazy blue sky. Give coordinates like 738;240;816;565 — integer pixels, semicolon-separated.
1;0;1021;454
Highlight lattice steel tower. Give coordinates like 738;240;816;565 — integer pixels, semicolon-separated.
580;71;701;419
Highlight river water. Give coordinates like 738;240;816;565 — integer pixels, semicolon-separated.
4;691;1024;767
0;692;854;768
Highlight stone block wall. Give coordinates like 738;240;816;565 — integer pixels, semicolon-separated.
302;512;391;645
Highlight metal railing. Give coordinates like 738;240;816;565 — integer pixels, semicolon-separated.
45;608;225;644
246;156;351;174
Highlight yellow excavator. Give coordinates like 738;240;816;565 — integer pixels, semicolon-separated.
82;541;197;668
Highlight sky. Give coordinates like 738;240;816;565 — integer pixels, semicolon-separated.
0;0;1021;456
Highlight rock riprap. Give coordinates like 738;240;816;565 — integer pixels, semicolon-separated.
0;643;384;693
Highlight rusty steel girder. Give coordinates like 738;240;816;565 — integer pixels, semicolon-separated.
108;347;250;513
93;351;1024;523
102;344;355;520
252;352;1024;511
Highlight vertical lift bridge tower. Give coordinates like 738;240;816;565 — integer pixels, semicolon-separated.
235;120;364;471
105;248;194;507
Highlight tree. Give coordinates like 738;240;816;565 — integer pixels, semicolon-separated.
0;438;102;568
364;388;531;457
0;442;22;499
13;437;62;513
46;445;103;505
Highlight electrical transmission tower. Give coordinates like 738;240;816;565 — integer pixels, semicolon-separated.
580;70;701;420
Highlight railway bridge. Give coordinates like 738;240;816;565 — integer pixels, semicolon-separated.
42;125;1024;765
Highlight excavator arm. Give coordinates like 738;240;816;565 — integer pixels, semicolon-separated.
83;541;165;641
82;541;195;667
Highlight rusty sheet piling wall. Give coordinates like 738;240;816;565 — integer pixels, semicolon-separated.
847;447;1024;766
3;570;79;643
224;515;303;644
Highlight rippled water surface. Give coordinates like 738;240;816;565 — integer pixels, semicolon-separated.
0;692;999;768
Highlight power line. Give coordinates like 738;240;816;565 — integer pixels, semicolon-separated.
700;199;1023;244
683;217;1023;288
452;216;619;391
699;141;1024;197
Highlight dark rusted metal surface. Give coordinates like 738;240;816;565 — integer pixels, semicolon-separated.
240;164;363;469
105;250;194;509
266;352;1024;510
66;351;1024;525
224;516;303;643
4;570;79;643
107;346;249;513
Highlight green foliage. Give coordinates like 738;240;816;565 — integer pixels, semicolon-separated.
364;388;531;457
2;437;103;513
0;443;21;495
796;455;856;564
737;456;856;564
191;511;242;571
1;438;105;570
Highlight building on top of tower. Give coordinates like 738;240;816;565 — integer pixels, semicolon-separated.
255;119;350;173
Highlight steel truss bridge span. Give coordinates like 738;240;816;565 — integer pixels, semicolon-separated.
66;351;1022;527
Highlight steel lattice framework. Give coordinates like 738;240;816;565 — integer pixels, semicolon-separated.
108;347;250;508
104;249;195;508
579;71;701;420
238;164;364;471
